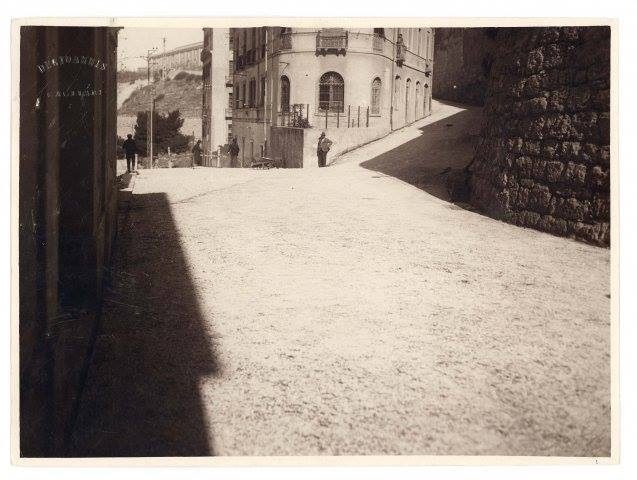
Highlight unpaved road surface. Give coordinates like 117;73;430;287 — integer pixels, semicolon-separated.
71;102;610;457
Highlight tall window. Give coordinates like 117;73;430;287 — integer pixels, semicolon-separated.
405;78;411;117
280;75;290;112
371;77;382;115
426;35;430;60
393;75;401;111
415;81;421;118
318;71;344;112
373;28;385;51
249;78;257;107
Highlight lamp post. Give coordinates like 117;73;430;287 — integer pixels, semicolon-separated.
149;96;154;168
146;47;157;85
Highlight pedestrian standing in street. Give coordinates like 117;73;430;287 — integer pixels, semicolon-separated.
192;139;202;169
228;137;240;168
122;134;137;173
317;132;333;167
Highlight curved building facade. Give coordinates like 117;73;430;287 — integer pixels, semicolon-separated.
230;27;434;167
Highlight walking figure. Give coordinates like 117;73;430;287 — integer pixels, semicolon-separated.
122;134;137;173
192;139;202;169
228;137;240;168
317;132;333;167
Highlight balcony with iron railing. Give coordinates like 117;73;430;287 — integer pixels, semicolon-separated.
273;32;293;52
277;103;312;128
246;49;257;65
266;30;429;70
316;29;348;56
372;34;384;53
233;105;269;121
395;42;406;66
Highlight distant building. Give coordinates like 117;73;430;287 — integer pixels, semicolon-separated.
230;27;434;167
150;41;203;80
201;28;233;165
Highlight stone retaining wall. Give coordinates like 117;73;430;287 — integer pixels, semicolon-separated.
470;27;611;246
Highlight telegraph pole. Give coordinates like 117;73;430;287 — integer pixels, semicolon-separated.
146;47;157;168
146;47;157;85
149;96;154;168
162;36;166;80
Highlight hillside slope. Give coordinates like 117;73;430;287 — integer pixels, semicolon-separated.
117;79;147;110
118;76;203;118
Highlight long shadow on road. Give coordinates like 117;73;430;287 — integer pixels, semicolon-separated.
69;191;220;457
360;104;483;202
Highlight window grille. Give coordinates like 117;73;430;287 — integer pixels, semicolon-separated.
318;71;344;112
405;78;411;113
415;81;421;116
280;76;290;112
371;77;382;115
394;76;401;111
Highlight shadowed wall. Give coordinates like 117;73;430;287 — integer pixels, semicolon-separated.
469;27;611;246
19;26;119;456
432;28;497;106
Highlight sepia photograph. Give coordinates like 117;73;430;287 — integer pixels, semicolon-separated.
11;16;617;464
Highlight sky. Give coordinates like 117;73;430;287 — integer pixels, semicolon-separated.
117;28;204;71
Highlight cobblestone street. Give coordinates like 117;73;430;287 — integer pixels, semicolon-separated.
71;103;611;457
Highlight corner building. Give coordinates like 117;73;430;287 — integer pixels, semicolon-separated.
201;28;233;165
231;27;434;167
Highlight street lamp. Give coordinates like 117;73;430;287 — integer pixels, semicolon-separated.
146;47;158;85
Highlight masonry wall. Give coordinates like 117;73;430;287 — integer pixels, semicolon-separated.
469;26;611;246
432;28;497;106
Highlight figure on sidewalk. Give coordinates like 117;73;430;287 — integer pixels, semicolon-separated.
229;137;240;168
192;139;202;169
317;132;333;167
122;134;137;173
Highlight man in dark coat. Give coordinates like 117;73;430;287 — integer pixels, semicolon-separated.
192;140;203;169
122;134;137;173
317;132;332;167
228;137;240;168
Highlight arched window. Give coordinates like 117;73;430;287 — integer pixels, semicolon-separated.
424;82;429;114
393;75;401;111
415;81;421;118
318;71;344;112
371;77;382;115
405;78;411;117
280;75;290;112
